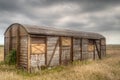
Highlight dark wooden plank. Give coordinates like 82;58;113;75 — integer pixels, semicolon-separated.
27;35;30;72
95;41;101;59
16;25;20;67
93;40;95;60
45;37;47;66
19;59;27;64
99;39;101;59
31;37;45;44
19;56;28;60
105;41;106;56
47;38;59;66
59;37;62;65
70;37;73;62
20;53;28;56
9;27;12;51
30;35;46;38
4;37;5;61
80;38;82;60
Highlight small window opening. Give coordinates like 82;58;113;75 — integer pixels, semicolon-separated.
31;37;46;54
61;37;71;47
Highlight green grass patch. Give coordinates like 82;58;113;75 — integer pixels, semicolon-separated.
5;49;16;65
0;45;4;47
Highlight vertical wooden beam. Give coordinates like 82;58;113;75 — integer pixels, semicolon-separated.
27;35;31;72
45;37;47;66
9;27;12;52
80;38;82;61
93;40;95;60
104;39;106;56
70;37;73;62
95;40;101;59
99;39;102;59
4;37;6;61
16;26;20;67
59;37;62;65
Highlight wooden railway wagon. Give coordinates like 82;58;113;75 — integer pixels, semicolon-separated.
4;23;106;72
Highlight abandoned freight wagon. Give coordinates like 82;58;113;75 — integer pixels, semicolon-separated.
4;23;106;72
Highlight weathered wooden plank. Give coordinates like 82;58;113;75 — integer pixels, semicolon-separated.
19;57;28;60
9;27;12;51
12;26;17;36
19;61;28;65
93;40;95;60
20;26;28;36
20;49;28;52
73;38;81;61
16;26;20;67
95;41;101;59
20;48;28;51
101;46;106;50
47;37;59;41
31;40;45;44
82;38;88;44
46;37;60;66
20;64;27;68
19;54;27;57
45;37;47;66
19;55;27;59
82;43;88;49
30;54;45;68
47;50;59;53
99;39;101;59
47;38;59;66
19;58;27;62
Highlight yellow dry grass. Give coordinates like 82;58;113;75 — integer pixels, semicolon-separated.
0;45;120;80
0;46;4;61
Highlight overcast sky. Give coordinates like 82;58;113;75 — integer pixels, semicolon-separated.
0;0;120;44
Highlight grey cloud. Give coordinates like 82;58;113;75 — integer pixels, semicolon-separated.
88;14;120;32
0;0;120;44
61;22;87;30
1;0;120;15
27;0;120;12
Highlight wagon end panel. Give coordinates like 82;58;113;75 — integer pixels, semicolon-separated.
18;26;28;70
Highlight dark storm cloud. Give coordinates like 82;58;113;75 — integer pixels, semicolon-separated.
27;0;120;12
0;0;20;11
0;0;120;44
87;13;120;32
0;0;120;15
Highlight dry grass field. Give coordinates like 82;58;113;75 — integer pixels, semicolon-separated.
0;45;120;80
0;45;4;61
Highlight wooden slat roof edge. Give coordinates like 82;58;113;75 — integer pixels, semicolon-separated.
4;23;105;39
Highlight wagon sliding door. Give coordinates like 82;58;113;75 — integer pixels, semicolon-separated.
60;37;72;64
30;37;46;70
101;38;106;57
73;38;81;60
87;39;95;60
